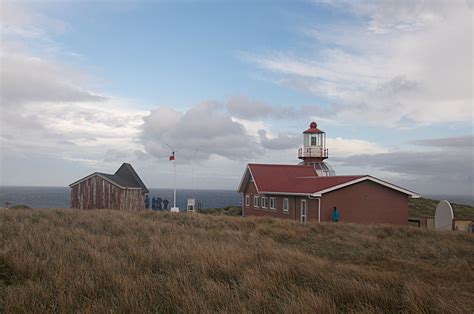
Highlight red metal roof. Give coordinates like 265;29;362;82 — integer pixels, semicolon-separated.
247;163;363;194
303;121;324;134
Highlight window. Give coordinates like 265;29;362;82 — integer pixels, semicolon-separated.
261;197;268;209
254;195;260;208
270;197;276;210
311;135;317;146
245;195;250;207
283;198;289;212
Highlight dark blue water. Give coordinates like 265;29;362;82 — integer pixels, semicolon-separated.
0;186;472;209
0;186;241;209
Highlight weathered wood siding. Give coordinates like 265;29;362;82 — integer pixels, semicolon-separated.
70;175;144;210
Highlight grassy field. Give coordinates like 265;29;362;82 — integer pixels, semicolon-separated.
1;208;473;313
409;198;474;220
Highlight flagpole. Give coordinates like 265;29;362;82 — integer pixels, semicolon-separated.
173;155;176;209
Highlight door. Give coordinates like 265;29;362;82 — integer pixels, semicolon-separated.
301;199;307;223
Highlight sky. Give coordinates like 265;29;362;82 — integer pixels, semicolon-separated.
0;0;473;197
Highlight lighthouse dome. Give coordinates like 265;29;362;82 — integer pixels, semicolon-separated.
303;121;323;134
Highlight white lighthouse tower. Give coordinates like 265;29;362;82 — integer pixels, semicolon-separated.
298;121;335;176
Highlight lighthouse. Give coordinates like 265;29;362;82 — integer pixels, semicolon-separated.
298;121;335;176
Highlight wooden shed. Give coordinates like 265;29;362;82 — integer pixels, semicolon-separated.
69;163;149;210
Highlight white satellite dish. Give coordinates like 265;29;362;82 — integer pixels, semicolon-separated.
435;200;454;231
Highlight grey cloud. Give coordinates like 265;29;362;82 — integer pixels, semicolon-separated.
141;103;263;162
104;149;132;162
333;135;474;195
334;151;470;178
258;129;300;150
375;76;420;95
1;53;106;105
411;135;474;148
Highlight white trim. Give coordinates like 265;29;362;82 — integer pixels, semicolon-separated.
311;176;420;198
318;198;321;223
259;191;313;196
237;165;261;194
237;166;250;192
270;197;276;210
247;166;260;193
261;196;268;209
254;195;260;208
245;194;250;207
283;198;289;212
300;199;307;223
69;173;141;190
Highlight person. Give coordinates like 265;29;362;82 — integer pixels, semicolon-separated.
144;195;150;210
156;197;163;210
332;206;339;223
163;198;169;210
151;197;156;211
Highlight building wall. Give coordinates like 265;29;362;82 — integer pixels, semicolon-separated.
320;180;409;225
242;181;295;220
71;175;144;210
242;181;322;222
242;179;409;225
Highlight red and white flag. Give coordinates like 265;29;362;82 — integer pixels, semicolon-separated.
169;151;175;161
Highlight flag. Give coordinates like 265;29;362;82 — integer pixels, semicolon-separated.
169;151;175;161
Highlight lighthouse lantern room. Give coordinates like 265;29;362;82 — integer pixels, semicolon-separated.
298;121;335;176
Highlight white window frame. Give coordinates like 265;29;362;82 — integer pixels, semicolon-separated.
245;195;250;207
283;198;289;212
270;197;276;210
261;196;268;209
254;195;260;208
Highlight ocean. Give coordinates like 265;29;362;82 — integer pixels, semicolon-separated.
0;186;242;210
0;186;472;209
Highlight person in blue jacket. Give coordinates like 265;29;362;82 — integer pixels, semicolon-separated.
332;206;339;223
144;195;150;210
156;197;163;210
151;197;156;210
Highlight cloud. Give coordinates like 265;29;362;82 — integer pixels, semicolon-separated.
411;135;474;148
333;134;474;195
1;47;106;105
326;137;387;157
141;103;263;162
226;95;296;121
0;2;145;172
246;0;473;127
0;2;68;41
258;129;300;150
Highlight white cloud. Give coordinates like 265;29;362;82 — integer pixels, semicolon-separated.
246;0;473;127
326;137;387;157
0;2;146;172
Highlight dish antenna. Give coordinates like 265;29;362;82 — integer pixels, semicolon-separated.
435;200;454;231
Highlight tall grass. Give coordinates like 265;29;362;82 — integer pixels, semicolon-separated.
1;208;473;313
409;198;474;220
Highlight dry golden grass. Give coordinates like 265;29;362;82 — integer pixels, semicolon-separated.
1;208;473;313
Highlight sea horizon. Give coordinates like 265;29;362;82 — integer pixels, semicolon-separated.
1;185;472;208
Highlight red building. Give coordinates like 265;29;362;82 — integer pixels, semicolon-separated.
238;122;419;225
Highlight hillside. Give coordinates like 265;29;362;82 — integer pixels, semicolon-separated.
409;197;474;220
1;208;473;313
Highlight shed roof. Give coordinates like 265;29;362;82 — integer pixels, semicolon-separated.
238;163;419;197
69;163;149;193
